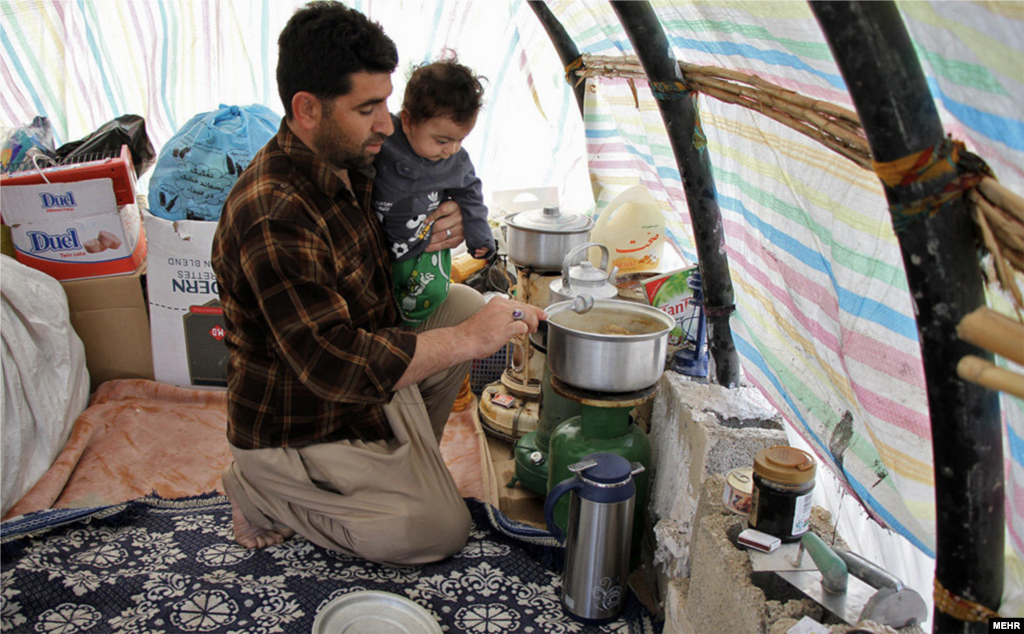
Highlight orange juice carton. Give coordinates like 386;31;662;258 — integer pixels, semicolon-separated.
642;265;708;377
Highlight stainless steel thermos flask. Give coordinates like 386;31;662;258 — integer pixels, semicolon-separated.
544;452;645;623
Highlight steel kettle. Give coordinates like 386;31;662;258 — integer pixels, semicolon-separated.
548;241;619;305
544;452;645;622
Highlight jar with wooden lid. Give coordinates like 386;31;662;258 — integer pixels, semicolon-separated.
748;446;816;542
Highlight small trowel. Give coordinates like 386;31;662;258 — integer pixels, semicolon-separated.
748;532;927;628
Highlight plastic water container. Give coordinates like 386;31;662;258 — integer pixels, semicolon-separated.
589;185;665;274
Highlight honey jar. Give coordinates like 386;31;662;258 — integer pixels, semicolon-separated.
748;446;816;542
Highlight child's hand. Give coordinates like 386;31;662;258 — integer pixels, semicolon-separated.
474;247;490;259
424;200;463;253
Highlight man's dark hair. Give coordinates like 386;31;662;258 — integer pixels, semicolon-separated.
277;1;399;119
402;56;486;126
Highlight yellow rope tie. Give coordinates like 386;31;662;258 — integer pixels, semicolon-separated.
692;92;707;152
564;57;584;87
649;80;690;101
933;578;1002;623
873;137;959;189
873;138;995;232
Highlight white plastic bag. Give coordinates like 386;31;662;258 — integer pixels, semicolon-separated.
1;255;90;515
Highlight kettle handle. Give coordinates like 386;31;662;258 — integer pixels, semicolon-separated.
560;242;610;290
544;476;583;543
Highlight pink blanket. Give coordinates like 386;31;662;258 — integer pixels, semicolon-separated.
4;379;486;520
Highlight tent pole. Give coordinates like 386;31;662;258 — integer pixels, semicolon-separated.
610;0;741;388
526;1;586;115
810;2;1003;631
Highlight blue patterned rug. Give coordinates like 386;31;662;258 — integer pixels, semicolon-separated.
1;495;662;633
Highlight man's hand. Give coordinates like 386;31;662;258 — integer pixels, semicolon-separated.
425;200;464;252
394;297;546;390
460;296;546;360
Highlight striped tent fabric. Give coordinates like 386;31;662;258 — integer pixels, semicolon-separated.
3;0;1023;607
2;0;284;150
560;0;1024;569
1;0;592;209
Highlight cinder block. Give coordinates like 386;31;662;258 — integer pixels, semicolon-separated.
661;578;692;634
686;475;768;633
648;373;787;577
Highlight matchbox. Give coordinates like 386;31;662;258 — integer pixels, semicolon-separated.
738;528;781;553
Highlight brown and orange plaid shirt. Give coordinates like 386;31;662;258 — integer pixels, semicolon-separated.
212;121;416;449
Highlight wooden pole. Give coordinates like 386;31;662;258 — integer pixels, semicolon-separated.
810;2;1003;631
527;1;586;116
610;0;741;387
957;356;1024;400
957;308;1024;366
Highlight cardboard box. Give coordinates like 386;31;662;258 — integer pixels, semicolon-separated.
1;144;137;206
1;178;146;281
61;264;154;391
642;265;708;377
144;212;227;388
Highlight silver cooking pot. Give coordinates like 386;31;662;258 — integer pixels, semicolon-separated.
505;206;594;271
544;298;673;392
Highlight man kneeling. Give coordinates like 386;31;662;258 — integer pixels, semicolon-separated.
211;0;543;565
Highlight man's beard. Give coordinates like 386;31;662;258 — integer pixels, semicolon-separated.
315;110;385;171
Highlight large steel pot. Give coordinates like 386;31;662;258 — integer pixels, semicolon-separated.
505;206;594;271
545;298;673;392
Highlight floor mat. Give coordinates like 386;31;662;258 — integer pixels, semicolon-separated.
4;379;491;520
0;495;663;633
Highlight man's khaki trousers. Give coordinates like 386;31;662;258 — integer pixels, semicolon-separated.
223;284;484;565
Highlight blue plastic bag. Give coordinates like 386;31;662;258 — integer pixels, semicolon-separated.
148;104;279;221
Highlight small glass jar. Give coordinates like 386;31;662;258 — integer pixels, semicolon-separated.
748;446;816;542
722;467;754;515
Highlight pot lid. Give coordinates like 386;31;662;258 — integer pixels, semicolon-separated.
575;452;632;485
505;206;593;233
569;261;612;285
753;446;816;485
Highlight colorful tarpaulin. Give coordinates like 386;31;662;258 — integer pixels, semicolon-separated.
3;0;1023;612
563;1;1024;569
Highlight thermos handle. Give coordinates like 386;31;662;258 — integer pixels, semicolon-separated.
544;477;583;543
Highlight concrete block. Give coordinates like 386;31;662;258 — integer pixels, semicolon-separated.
684;474;835;634
661;578;692;634
648;373;788;577
686;486;768;632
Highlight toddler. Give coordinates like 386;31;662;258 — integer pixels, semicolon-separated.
372;57;495;326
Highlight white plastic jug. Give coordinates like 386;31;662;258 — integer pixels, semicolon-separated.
588;185;665;274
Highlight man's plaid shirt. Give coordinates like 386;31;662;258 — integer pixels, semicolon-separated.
212;121;417;449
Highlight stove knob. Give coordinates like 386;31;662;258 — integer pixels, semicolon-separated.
529;451;545;466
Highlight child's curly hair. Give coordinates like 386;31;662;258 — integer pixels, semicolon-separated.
402;54;486;126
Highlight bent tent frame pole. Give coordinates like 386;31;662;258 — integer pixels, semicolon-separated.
811;2;1003;631
527;0;585;115
610;0;741;388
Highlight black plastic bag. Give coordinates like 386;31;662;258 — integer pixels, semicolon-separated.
55;114;156;178
462;252;513;295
